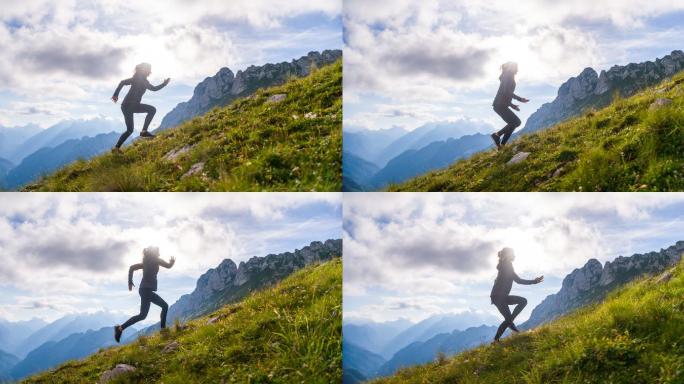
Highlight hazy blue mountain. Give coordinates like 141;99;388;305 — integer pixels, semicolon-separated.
343;176;364;192
373;120;492;167
158;50;342;131
380;312;498;358
0;158;13;187
368;133;493;189
343;127;407;164
377;325;496;377
0;319;47;357
0;124;41;160
3;132;119;189
0;350;19;382
7;118;121;163
343;151;380;191
10;325;136;380
343;368;366;384
343;341;386;383
343;319;412;357
14;312;120;359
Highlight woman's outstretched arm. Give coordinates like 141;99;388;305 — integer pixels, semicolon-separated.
146;78;170;92
112;78;132;102
128;263;143;290
512;93;529;102
513;268;543;285
159;256;176;269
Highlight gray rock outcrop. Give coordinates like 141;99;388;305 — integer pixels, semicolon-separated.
523;50;684;134
523;240;684;329
99;364;136;383
507;151;530;165
157;50;342;131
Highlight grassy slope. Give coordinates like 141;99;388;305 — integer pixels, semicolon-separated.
373;259;684;384
26;61;342;192
393;70;684;191
23;259;342;384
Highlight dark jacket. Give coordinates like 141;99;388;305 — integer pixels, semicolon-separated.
129;257;171;291
493;73;524;108
113;74;167;106
490;259;535;298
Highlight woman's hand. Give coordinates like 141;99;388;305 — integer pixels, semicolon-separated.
169;256;176;267
511;104;520;111
111;96;118;103
128;282;134;291
534;276;544;284
164;78;171;85
520;98;530;103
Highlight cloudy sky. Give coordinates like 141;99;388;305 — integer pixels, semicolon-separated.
344;0;684;135
0;193;341;323
344;193;684;325
0;0;341;128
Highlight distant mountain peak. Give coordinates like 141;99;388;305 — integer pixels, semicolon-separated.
157;49;342;131
524;241;684;328
166;239;342;323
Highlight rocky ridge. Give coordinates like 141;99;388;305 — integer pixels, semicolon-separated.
157;50;342;131
523;50;684;134
523;240;684;328
166;239;342;323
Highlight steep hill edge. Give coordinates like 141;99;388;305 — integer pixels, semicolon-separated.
372;258;684;384
25;60;342;192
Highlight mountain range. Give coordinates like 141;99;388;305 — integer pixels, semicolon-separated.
367;133;493;189
3;132;119;189
0;319;46;358
0;350;18;382
167;239;343;323
9;325;138;380
376;324;496;377
4;119;120;164
10;312;121;360
0;118;119;190
158;50;342;131
344;241;684;382
523;50;684;134
0;124;41;161
522;240;684;329
343;120;493;190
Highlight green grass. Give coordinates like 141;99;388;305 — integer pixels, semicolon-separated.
392;70;684;191
25;61;342;192
373;258;684;384
23;258;342;384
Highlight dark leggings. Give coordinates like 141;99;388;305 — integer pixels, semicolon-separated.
116;103;156;148
494;105;521;145
492;295;527;340
121;288;168;330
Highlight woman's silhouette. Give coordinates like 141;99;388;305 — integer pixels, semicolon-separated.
490;247;543;342
491;62;529;149
114;246;175;343
111;63;170;153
